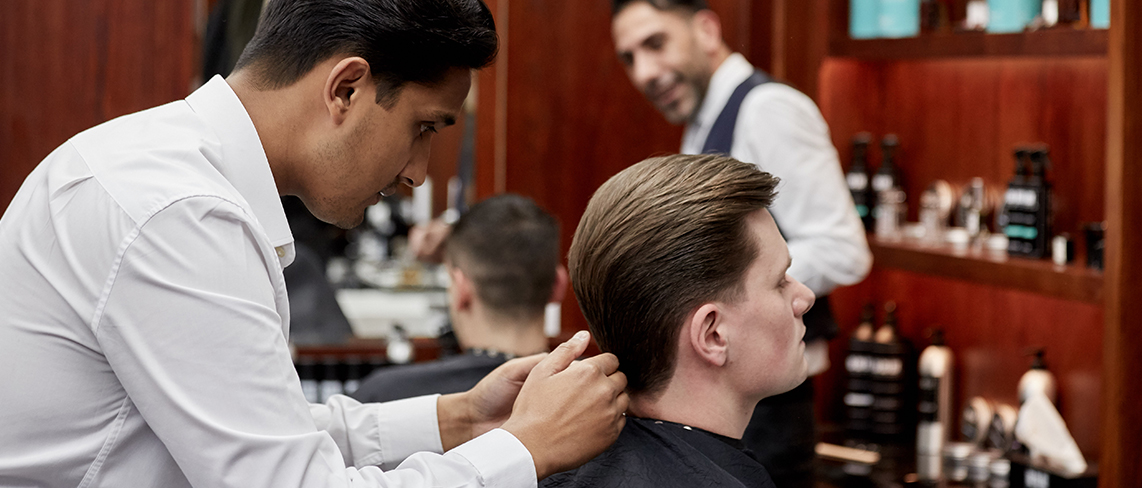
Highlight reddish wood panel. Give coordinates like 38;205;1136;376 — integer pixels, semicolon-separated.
826;269;1104;460
818;56;1108;240
1100;0;1142;485
770;0;831;96
0;0;199;211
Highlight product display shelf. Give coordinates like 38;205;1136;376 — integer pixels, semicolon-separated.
830;28;1108;60
869;235;1103;304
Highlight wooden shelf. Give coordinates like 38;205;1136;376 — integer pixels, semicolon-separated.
870;237;1103;304
829;29;1108;60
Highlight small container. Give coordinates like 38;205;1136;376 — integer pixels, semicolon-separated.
970;450;999;483
851;0;881;39
944;442;975;483
986;0;1040;33
990;457;1012;488
1051;234;1073;266
965;0;991;30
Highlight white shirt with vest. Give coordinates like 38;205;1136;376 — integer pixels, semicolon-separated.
682;53;871;301
682;53;872;375
0;76;535;488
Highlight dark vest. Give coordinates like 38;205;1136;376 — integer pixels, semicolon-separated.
700;71;836;342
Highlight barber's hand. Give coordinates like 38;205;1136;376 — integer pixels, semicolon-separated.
437;353;545;452
406;219;451;263
501;331;629;480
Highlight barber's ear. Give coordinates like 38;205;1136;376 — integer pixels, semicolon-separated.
323;56;372;125
691;10;724;54
687;303;728;367
449;267;475;312
549;265;569;303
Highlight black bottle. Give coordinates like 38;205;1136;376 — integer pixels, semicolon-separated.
873;135;902;221
846;133;875;231
844;304;877;442
869;301;914;445
1007;146;1052;258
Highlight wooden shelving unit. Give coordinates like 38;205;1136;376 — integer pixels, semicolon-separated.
869;237;1103;304
829;28;1108;59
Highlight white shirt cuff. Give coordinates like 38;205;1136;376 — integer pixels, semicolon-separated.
362;395;443;469
449;428;537;488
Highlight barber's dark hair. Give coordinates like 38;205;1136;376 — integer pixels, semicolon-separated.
234;0;497;106
612;0;707;16
446;194;560;321
569;154;779;395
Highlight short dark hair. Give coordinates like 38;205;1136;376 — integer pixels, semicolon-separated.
446;194;560;321
569;154;779;395
612;0;707;16
234;0;497;106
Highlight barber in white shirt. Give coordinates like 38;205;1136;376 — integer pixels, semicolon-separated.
0;1;628;487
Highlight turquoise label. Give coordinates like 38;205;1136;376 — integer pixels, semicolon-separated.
1091;0;1110;29
851;0;880;39
1005;225;1039;240
879;0;921;38
987;0;1040;33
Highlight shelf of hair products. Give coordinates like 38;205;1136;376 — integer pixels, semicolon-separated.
829;302;1097;488
845;133;1105;284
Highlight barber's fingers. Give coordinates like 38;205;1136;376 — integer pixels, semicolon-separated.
496;353;548;384
580;351;620;377
535;330;590;377
607;369;628;395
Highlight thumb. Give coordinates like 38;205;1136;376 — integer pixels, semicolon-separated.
494;353;547;385
535;330;590;377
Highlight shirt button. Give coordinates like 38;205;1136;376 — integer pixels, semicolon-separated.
275;246;286;258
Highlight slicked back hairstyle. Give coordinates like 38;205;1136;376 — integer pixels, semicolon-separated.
234;0;497;107
569;154;779;395
445;194;560;322
612;0;707;16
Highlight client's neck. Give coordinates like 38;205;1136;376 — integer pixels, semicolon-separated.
626;371;756;439
455;307;549;358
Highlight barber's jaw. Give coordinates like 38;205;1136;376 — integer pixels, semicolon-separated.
612;2;717;125
304;60;471;229
719;209;815;401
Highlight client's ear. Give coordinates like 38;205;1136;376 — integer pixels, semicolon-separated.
549;265;569;303
449;267;475;312
687;303;728;367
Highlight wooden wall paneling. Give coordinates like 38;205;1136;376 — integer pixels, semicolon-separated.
748;0;775;74
1100;0;1142;485
474;0;503;201
0;0;199;212
770;0;830;97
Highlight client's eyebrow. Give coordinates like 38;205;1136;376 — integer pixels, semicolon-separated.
426;110;458;127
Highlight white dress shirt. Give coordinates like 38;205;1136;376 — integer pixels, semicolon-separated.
682;53;872;298
0;76;535;488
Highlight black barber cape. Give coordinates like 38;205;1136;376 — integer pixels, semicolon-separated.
350;351;506;403
541;417;776;488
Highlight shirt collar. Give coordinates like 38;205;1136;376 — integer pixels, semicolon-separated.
688;53;755;136
185;75;295;267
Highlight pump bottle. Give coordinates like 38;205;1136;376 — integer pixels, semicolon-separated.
917;329;953;481
1018;348;1057;405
